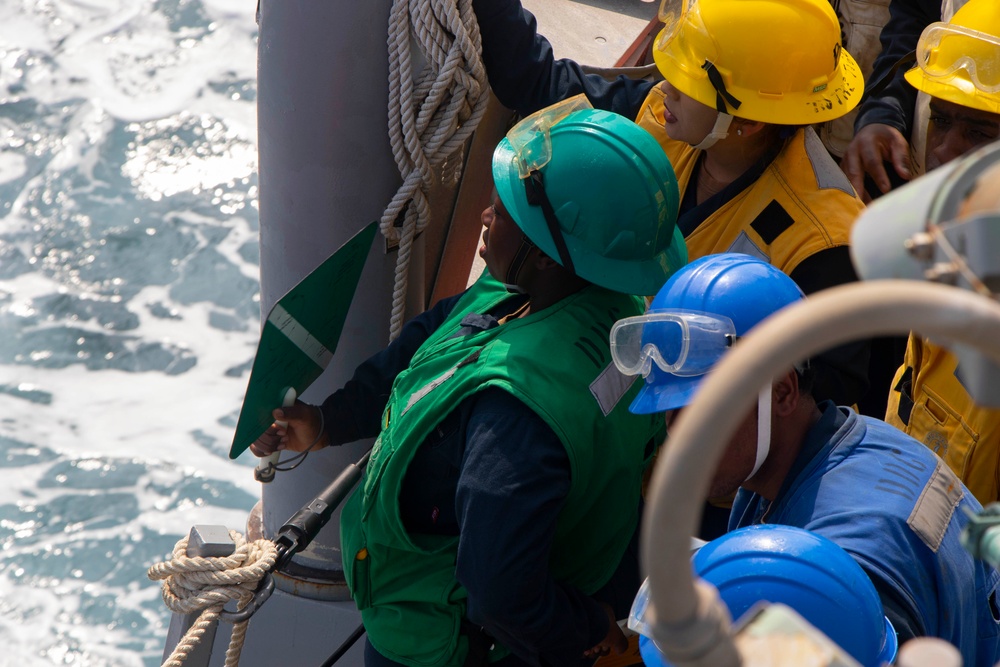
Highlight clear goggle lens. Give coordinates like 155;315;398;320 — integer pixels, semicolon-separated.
916;23;1000;93
627;576;654;636
505;94;593;178
655;0;695;52
610;309;736;378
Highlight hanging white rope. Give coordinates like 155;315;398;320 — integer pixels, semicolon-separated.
148;530;278;667
383;0;490;340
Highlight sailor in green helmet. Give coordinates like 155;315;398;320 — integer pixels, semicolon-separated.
251;98;686;667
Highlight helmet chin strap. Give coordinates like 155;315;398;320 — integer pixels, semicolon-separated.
692;112;734;151
503;234;536;294
746;383;772;481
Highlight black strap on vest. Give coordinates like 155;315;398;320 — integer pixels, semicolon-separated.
524;170;575;275
702;60;742;114
894;365;915;426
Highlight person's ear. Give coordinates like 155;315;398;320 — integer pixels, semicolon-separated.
772;370;800;417
532;250;560;272
736;120;766;137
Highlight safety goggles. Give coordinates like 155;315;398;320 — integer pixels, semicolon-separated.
610;309;737;378
655;0;697;53
505;94;593;178
916;23;1000;94
504;94;594;274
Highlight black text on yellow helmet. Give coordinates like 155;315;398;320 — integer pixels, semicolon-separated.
652;0;865;125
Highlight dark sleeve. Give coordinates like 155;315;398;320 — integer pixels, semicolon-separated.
318;291;465;445
454;388;609;667
472;0;655;117
590;511;643;621
789;247;871;408
865;567;925;643
853;0;939;135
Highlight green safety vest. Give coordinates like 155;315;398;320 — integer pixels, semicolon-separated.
341;273;662;667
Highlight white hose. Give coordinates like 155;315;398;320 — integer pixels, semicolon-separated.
383;0;490;340
641;280;1000;667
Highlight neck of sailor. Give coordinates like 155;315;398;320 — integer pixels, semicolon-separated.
738;370;822;502
700;118;778;192
513;248;589;316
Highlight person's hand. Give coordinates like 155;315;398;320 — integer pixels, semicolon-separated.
248;402;328;457
841;123;913;204
582;603;628;660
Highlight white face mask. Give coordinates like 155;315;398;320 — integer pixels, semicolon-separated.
746;383;771;481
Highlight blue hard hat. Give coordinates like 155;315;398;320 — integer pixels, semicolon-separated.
638;634;666;667
696;525;897;666
636;525;898;667
624;253;804;414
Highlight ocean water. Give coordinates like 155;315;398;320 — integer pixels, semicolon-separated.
0;1;264;664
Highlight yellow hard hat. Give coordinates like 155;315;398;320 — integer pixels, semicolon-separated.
904;0;1000;115
651;0;864;125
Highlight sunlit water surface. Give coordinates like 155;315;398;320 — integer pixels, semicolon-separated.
0;1;263;663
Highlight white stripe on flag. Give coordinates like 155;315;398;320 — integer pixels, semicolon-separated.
266;303;334;369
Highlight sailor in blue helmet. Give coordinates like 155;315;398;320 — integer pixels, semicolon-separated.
611;253;1000;666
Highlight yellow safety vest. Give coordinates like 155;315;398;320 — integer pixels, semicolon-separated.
886;335;1000;504
635;84;864;274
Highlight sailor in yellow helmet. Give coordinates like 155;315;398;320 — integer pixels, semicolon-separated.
842;0;999;201
472;0;873;432
906;0;1000;170
882;0;1000;504
641;0;864;273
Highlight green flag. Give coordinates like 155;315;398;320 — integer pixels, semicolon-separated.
229;221;378;459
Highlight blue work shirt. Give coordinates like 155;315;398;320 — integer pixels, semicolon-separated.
731;401;1000;666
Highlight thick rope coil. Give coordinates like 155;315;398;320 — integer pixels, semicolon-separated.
148;530;278;667
383;0;490;340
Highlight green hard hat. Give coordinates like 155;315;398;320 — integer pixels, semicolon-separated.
492;107;687;295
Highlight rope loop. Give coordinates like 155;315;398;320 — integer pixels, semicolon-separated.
148;530;278;667
383;0;490;340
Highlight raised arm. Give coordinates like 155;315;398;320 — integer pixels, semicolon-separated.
472;0;655;118
854;0;939;137
842;0;938;200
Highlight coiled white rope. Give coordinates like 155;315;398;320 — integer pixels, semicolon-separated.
148;530;278;667
382;0;490;340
